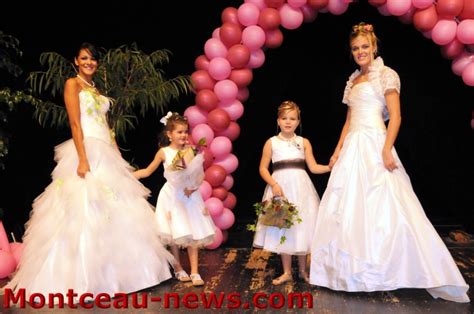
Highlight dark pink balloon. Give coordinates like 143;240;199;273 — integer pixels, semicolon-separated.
265;0;285;8
258;8;281;30
222;230;229;243
195;55;210;71
368;0;387;7
215;121;241;141
230;68;254;88
202;148;214;169
413;5;438;32
191;70;216;91
184;105;208;128
222;7;240;25
307;0;328;10
223;192;237;209
398;5;416;24
441;38;465;59
208;108;231;131
237;87;250;102
212;187;229;201
460;0;474;20
436;0;464;18
227;44;251;68
220;23;243;48
462;62;474;86
265;28;284;48
205;164;227;187
301;4;318;23
196;89;218;111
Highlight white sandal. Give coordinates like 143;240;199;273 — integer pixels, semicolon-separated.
190;273;204;286
174;270;191;282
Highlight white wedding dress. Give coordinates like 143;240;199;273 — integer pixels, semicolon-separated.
6;87;173;300
309;58;470;303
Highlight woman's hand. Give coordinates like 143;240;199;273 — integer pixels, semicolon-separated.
382;148;398;172
329;150;340;168
77;159;90;178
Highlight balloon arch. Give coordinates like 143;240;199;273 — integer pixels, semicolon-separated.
182;0;474;249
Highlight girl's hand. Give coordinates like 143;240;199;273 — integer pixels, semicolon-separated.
77;160;90;178
202;207;209;215
382;148;398;172
184;188;197;197
271;183;284;197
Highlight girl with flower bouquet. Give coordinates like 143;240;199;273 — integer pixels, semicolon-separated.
253;101;331;285
134;112;215;287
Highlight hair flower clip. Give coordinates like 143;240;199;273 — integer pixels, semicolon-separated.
363;24;373;32
160;111;173;125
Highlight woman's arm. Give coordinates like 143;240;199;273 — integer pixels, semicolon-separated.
329;107;352;167
64;78;89;178
259;139;283;197
382;90;401;171
303;138;331;174
134;148;165;179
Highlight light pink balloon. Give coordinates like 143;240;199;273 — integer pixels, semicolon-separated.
386;0;412;16
208;57;232;80
238;3;261;26
441;38;465;59
432;19;458;45
301;4;318;22
451;52;474;75
219;99;245;120
328;0;350;15
245;0;268;10
457;19;474;44
237;87;250;101
214;153;239;174
0;251;16;279
205;227;223;250
191;70;216;91
192;123;215;146
212;28;220;40
195;89;219;111
242;25;266;50
288;0;307;9
213;208;235;230
247;49;266;69
10;242;23;265
412;0;433;9
230;68;254;88
398;5;416;24
279;4;304;29
377;3;391;16
222;175;235;190
214;80;239;102
265;28;284;48
199;180;213;200
204;38;228;59
205;197;225;217
462;62;474;86
210;136;233;159
227;44;251;69
184;105;208;128
215;121;241;141
195;55;210;71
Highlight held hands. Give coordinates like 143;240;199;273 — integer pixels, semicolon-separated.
329;149;340;168
77;159;90;178
382;148;398;172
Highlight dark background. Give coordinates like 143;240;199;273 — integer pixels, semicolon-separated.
1;0;473;240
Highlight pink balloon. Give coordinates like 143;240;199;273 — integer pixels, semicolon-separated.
200;180;213;200
205;227;223;250
460;0;474;20
215;121;241;141
386;0;412;16
0;250;16;279
212;187;229;201
279;4;304;30
258;8;281;30
219;99;245;121
368;0;387;6
205;165;227;187
377;3;391;16
301;4;318;22
223;192;237;209
195;55;210;71
398;5;416;24
184;105;208;128
328;0;350;15
214;80;239;102
238;3;261;26
462;62;474;86
432;19;458;45
213;208;235;230
307;0;328;10
245;0;268;10
212;28;221;40
220;23;243;48
412;0;433;9
196;89;218;111
191;70;216;91
451;52;474;75
222;175;235;190
457;19;474;44
237;87;250;101
205;197;225;217
436;0;463;18
204;38;228;59
422;30;433;39
192;123;215;146
214;153;239;174
230;68;254;88
222;230;229;243
242;25;266;51
265;0;285;8
441;38;465;59
210;136;233;159
208;108;231;132
265;28;284;48
222;7;241;25
413;5;438;32
208;57;232;80
247;49;266;69
227;44;251;69
10;242;24;265
288;0;307;9
202;148;214;169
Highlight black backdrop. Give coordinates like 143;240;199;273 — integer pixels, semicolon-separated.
1;0;473;238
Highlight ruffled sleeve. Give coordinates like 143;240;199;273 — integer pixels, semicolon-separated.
342;70;359;105
380;67;401;95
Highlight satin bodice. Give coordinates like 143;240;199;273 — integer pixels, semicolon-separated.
79;88;111;143
271;136;305;163
347;82;386;132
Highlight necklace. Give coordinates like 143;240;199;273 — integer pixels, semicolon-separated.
278;133;302;149
76;74;95;88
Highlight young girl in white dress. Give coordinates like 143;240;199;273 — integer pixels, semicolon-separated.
253;101;331;285
310;23;470;303
134;112;215;287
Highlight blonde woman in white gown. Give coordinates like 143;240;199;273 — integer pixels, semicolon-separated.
309;23;469;303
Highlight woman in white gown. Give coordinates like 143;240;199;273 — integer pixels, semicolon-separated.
309;23;469;303
5;43;173;301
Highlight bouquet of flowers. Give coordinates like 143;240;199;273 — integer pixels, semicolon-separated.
247;196;301;244
168;138;206;171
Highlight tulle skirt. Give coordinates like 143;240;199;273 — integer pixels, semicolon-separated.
6;137;174;301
